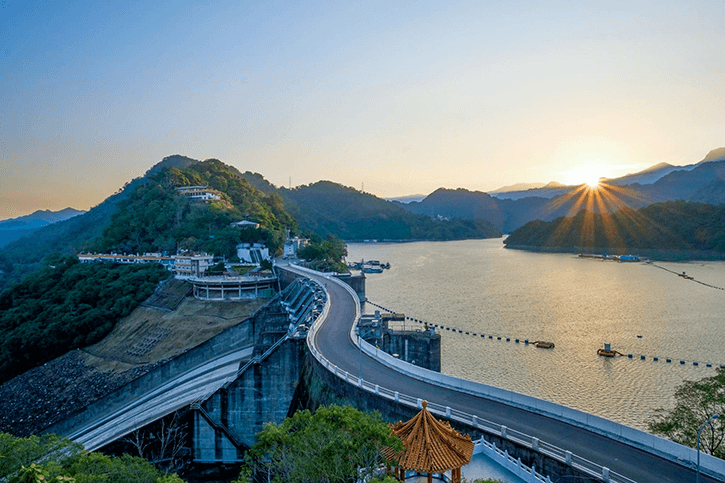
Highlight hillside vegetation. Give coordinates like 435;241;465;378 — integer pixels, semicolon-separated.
0;255;170;383
0;157;294;291
504;201;725;252
281;181;501;240
89;159;295;258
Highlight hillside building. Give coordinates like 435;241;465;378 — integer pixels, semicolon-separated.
230;220;260;229
78;253;175;269
174;253;214;277
283;235;308;258
175;185;222;202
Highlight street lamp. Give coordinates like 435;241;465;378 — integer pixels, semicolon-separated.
696;414;719;483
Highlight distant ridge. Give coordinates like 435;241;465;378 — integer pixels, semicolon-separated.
0;207;85;226
489;182;545;194
0;208;85;248
605;162;683;187
489;181;572;201
699;147;725;164
385;194;428;204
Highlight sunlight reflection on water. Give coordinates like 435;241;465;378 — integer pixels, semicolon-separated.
348;239;725;430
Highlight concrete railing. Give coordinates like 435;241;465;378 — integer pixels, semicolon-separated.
297;270;619;483
353;323;725;481
297;266;724;482
473;437;552;483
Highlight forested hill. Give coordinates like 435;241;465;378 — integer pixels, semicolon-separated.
0;155;504;291
87;159;294;258
279;181;501;241
0;156;293;291
504;201;725;253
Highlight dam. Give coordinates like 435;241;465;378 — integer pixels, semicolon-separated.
47;262;724;483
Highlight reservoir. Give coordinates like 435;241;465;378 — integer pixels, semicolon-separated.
347;238;725;430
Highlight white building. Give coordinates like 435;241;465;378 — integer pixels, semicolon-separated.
283;236;308;258
78;253;175;269
236;242;270;265
176;185;222;202
173;253;214;277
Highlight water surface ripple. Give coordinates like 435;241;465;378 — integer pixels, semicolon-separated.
348;239;725;430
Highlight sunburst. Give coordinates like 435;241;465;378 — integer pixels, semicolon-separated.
541;181;653;249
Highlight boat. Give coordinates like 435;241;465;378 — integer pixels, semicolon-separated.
533;341;554;349
597;348;623;357
363;267;383;274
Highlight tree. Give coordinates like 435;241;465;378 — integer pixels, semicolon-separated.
648;368;725;458
239;405;402;483
297;235;348;273
0;433;83;478
121;413;188;473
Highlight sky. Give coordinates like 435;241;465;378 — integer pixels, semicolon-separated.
1;0;724;219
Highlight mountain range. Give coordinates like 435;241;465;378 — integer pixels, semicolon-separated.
0;208;85;248
399;148;725;232
489;147;725;199
0;156;501;291
1;148;724;291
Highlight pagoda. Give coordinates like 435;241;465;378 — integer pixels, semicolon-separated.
388;401;474;482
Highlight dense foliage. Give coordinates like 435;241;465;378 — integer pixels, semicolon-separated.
648;368;725;458
0;188;138;292
281;181;501;241
0;432;184;483
504;201;725;252
0;255;170;383
90;159;295;259
297;234;348;273
238;405;402;483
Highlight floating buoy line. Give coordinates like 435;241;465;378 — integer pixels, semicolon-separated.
365;300;724;369
650;263;725;291
365;300;553;349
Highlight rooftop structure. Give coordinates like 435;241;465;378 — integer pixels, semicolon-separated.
388;400;473;482
78;253;175;269
230;220;260;229
78;252;215;277
188;274;276;300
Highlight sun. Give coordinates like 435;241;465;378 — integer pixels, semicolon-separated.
584;176;601;189
562;162;608;188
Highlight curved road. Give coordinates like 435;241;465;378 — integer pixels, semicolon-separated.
298;269;720;483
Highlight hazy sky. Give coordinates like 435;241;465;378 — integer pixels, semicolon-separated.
2;0;723;219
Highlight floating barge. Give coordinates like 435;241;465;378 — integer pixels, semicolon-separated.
578;253;645;262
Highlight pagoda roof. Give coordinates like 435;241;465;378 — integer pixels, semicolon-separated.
389;401;474;473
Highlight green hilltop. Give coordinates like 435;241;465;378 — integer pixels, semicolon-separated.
0;155;502;291
504;200;725;256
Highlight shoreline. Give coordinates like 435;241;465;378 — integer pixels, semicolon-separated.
504;244;725;262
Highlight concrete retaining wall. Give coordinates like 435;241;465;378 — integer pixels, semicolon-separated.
45;297;279;439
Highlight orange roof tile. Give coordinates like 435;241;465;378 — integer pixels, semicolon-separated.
389;401;474;473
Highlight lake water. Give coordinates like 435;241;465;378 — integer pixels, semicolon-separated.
347;239;725;430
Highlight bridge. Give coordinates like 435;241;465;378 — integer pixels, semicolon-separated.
286;263;724;483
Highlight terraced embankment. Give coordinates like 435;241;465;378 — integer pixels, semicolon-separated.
0;279;263;437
